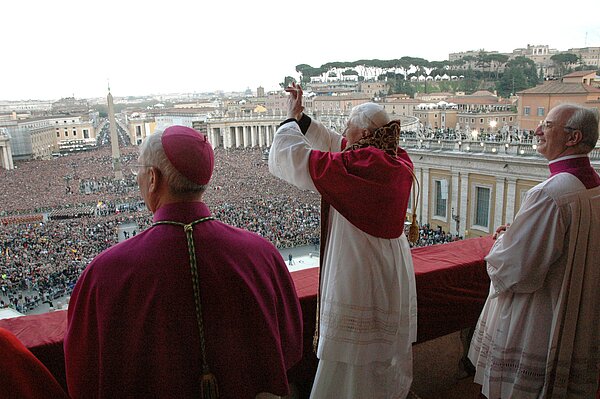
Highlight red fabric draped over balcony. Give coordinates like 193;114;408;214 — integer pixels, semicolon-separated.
0;237;498;395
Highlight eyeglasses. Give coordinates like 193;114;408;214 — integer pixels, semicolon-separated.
539;121;577;133
130;163;152;177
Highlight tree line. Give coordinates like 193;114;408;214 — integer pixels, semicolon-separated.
281;51;598;98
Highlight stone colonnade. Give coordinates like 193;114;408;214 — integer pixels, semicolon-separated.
0;130;14;170
206;118;281;149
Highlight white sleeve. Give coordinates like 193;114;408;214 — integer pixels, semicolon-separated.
305;118;344;152
268;121;318;191
485;186;566;297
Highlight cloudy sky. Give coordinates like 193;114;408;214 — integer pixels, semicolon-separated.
2;0;598;101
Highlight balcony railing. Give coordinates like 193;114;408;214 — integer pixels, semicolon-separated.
0;237;494;397
1;237;599;398
399;135;600;160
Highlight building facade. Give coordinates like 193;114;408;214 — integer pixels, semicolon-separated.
359;81;389;98
566;47;600;69
405;138;600;238
49;115;96;153
380;96;420;117
127;115;157;146
517;79;600;131
311;94;371;115
0;119;56;160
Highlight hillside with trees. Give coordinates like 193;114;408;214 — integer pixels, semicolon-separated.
284;51;598;98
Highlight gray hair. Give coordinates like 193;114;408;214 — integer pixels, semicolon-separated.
139;129;207;195
558;103;599;150
348;102;390;131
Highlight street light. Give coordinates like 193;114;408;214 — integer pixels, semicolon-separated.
451;207;460;235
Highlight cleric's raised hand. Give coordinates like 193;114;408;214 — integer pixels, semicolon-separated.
285;82;304;120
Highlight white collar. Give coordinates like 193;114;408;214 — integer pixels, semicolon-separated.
548;154;588;165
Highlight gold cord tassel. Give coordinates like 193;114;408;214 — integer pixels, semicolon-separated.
404;165;420;245
152;218;219;399
408;213;419;244
200;373;219;399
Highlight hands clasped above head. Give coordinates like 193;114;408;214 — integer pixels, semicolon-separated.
285;82;304;121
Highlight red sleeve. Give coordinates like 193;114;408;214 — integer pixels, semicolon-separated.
0;328;69;399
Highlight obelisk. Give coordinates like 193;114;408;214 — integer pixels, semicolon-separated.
107;86;123;180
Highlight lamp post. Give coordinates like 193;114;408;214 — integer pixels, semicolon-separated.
451;207;460;236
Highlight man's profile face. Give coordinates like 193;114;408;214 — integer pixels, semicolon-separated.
535;107;575;161
343;122;366;147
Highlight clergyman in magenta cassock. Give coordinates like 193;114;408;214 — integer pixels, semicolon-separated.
64;126;303;399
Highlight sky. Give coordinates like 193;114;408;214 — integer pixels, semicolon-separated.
1;0;599;101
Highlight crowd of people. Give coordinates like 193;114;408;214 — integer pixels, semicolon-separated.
1;143;460;314
413;223;460;247
0;147;140;216
1;216;117;313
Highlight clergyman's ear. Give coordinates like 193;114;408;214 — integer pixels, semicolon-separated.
148;167;160;192
566;129;583;147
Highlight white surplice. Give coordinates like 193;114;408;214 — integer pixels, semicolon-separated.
269;119;417;399
468;172;600;398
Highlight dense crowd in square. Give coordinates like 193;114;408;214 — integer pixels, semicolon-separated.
1;144;457;313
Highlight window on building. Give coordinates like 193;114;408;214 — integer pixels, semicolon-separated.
434;179;448;218
524;107;531;116
537;107;545;116
56;132;60;138
475;186;491;227
83;129;89;139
